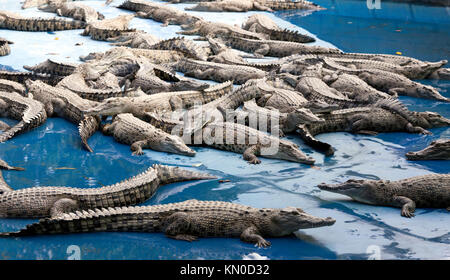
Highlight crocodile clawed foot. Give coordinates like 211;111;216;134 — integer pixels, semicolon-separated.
401;209;415;218
172;234;198;242
132;150;144;156
248;158;261;164
255;239;271;248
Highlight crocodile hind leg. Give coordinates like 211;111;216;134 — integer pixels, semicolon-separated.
392;196;416;218
49;198;78;218
163;212;199;242
243;145;261;164
241;226;271;247
78;116;100;153
130;140;148;156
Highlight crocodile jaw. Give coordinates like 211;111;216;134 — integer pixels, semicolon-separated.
406;140;450;160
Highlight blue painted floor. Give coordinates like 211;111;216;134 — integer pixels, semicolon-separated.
0;0;449;259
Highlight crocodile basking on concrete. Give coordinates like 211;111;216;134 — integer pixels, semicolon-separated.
103;113;196;156
25;80;100;152
108;30;160;49
0;10;86;31
242;14;315;43
24;59;77;77
296;107;450;155
0;164;215;218
171;58;266;84
82;14;135;41
0;70;62;86
39;1;105;23
0;199;336;247
148;37;210;61
187;0;323;13
179;19;265;40
84;81;233;119
206;37;250;65
0;38;12;56
406;139;450;160
0;79;26;95
317;174;450;218
0;91;48;143
221;36;341;58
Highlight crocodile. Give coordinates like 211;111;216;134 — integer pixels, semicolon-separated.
0;91;48;143
146;113;316;164
428;67;450;80
0;38;12;56
103;113;196;156
0;164;215;218
178;20;265;40
317;174;450;218
25;80;100;152
296;107;450;155
0;10;86;31
0;79;26;95
118;0;202;26
224;99;324;136
221;36;341;58
108;30;160;49
171;58;266;84
82;14;136;41
185;0;274;12
242;14;315;43
321;57;449;102
24;59;78;77
206;37;250;65
406;139;450;160
0;199;336;247
148;37;210;61
39;2;105;23
0;70;62;86
84;81;233;119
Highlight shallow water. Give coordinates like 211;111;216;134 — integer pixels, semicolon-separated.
0;0;449;260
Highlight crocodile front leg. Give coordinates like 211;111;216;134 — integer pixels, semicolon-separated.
405;123;432;135
243;145;261;164
392;196;416;218
50;198;78;217
240;226;271;247
130;140;148;155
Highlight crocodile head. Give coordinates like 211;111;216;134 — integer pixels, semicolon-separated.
265;207;336;236
305;100;340;113
84;97;133;116
406;139;450;160
317;179;379;205
416;111;450;128
270;140;315;165
285;108;324;131
153;133;196;157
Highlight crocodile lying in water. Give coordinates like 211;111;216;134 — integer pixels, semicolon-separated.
0;165;215;218
39;1;105;23
0;91;48;142
318;174;450;218
103;113;196;156
0;10;86;31
0;38;12;56
25;80;100;152
0;199;336;247
406;139;450;160
242;14;315;43
296;107;450;155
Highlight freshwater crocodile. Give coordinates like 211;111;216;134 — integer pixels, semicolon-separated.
186;0;323;12
296;107;450;155
82;14;135;41
148;37;209;61
25;80;100;152
146;113;316;164
206;37;251;65
221;36;341;58
84;81;233;119
0;79;26;95
0;70;62;86
317;174;450;217
0;91;48;142
39;2;105;23
0;10;86;31
103;113;196;156
0;199;336;247
108;30;160;49
0;38;12;56
406;139;450;160
242;14;315;43
179;20;265;40
0;165;215;218
171;58;266;84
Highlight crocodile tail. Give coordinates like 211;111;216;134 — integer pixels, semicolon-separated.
268;28;315;43
153;164;216;185
373;98;416;124
78;116;100;152
0;121;26;143
296;124;335;156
